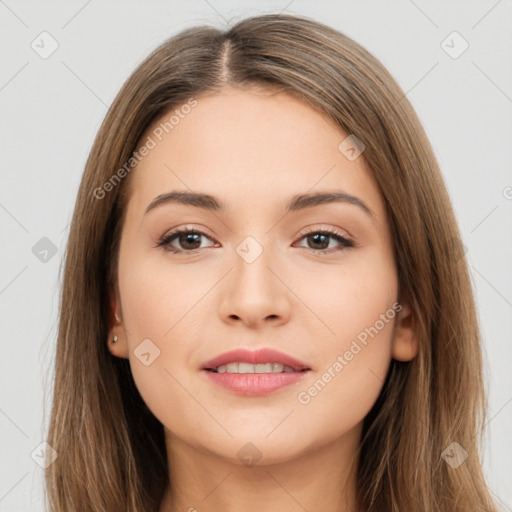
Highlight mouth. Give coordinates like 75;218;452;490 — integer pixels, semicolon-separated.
203;363;310;374
200;347;311;396
200;347;311;373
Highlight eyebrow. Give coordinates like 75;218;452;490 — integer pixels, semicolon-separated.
144;190;375;219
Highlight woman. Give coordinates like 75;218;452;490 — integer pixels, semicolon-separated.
44;13;499;512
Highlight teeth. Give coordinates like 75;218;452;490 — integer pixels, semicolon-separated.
214;362;297;374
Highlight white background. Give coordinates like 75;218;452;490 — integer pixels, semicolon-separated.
0;1;511;510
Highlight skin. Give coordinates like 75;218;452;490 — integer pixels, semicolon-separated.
108;86;418;512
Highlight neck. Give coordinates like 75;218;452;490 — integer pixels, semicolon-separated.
159;425;362;512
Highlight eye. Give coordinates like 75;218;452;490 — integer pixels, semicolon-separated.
157;226;217;254
156;225;355;256
294;226;354;254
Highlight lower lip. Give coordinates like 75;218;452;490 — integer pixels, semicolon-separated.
202;370;310;396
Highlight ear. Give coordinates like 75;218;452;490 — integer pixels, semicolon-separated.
391;302;418;361
107;287;129;359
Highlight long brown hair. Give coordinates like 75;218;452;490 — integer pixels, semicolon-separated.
45;13;499;512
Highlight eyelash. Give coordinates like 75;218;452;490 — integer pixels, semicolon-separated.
156;225;355;256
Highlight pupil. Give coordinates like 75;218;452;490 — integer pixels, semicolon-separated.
181;233;201;250
309;233;328;250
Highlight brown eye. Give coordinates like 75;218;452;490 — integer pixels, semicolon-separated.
157;228;216;254
295;228;354;254
305;233;330;250
175;232;202;250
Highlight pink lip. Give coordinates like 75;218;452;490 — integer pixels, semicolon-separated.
200;347;310;371
200;347;311;397
203;371;309;396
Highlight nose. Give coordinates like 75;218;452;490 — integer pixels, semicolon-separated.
218;246;292;329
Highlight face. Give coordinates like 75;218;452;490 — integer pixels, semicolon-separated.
108;86;417;466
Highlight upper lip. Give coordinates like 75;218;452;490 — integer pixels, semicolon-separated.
201;348;311;371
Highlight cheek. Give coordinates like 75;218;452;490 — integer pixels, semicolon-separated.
119;250;211;341
117;252;196;414
291;249;398;407
292;272;399;442
290;246;398;346
117;248;229;424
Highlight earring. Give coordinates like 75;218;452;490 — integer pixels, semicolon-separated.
111;335;118;344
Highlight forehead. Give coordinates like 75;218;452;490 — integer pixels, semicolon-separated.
126;86;385;221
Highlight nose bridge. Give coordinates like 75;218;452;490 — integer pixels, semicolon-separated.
232;233;278;300
219;230;291;326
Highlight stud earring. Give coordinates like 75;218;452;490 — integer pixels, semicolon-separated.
111;336;118;344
